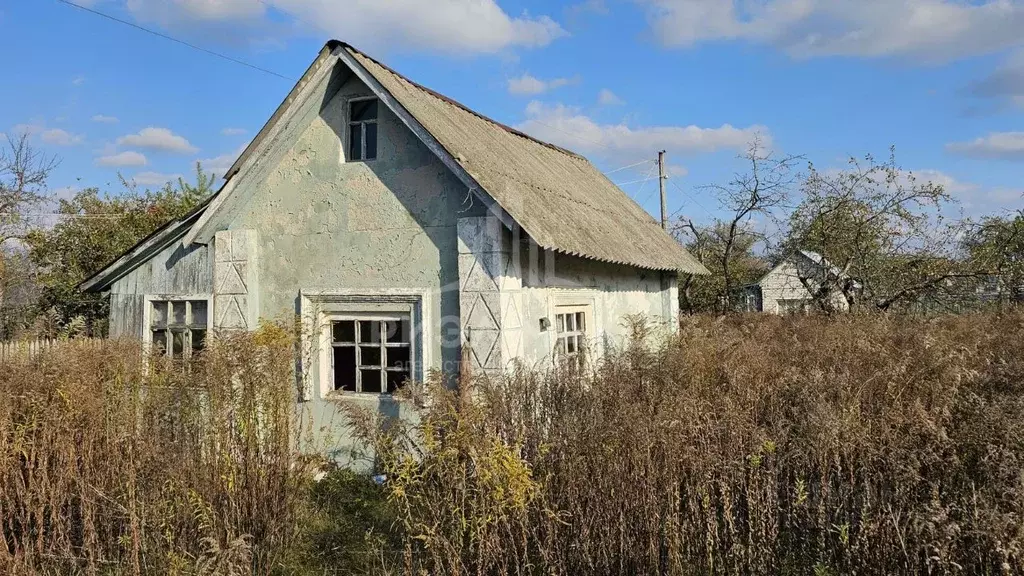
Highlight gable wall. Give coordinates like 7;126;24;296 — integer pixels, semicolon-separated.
226;73;477;353
758;260;813;314
108;240;213;338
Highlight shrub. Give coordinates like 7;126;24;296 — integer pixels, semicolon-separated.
360;312;1024;575
0;326;313;575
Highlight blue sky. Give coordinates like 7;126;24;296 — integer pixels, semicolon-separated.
1;0;1022;225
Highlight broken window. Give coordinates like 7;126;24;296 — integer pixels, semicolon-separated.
330;315;411;394
150;299;209;359
555;306;590;358
348;98;378;161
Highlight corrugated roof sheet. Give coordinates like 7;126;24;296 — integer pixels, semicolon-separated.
346;46;708;275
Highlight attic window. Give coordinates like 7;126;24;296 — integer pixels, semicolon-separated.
348;98;378;161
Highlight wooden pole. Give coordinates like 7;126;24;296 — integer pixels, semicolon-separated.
658;150;668;230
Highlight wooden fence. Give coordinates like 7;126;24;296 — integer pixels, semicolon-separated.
0;338;104;362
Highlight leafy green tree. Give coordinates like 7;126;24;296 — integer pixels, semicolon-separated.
961;210;1024;305
676;220;767;313
782;149;967;312
27;165;214;335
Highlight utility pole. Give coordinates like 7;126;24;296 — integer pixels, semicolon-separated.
658;150;667;230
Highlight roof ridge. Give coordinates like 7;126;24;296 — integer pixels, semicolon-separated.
335;41;587;161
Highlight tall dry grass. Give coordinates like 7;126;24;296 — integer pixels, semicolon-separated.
0;324;312;575
360;312;1024;575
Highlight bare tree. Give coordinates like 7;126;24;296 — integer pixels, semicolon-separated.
675;135;802;313
0;134;57;329
782;148;976;313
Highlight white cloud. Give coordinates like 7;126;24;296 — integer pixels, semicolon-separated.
11;123;43;136
666;164;689;177
640;0;1024;62
946;132;1024;160
597;88;624;106
71;75;86;86
132;171;184;187
517;100;768;159
126;0;566;54
40;128;83;147
508;73;578;95
92;114;119;123
198;142;249;177
96;151;148;167
117;127;198;154
221;127;248;136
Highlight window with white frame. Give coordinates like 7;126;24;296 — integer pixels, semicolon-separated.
150;299;209;359
555;305;590;357
330;315;412;394
777;298;808;316
348;98;378;161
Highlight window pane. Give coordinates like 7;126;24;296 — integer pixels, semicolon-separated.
576;312;585;331
171;302;187;326
192;329;207;352
386;370;409;394
385;319;410;344
152;330;167;355
191;301;208;327
365;122;377;160
557;337;566;354
351;99;377;121
567;336;577;354
387;345;411;369
172;331;185;358
360;346;382;367
152;301;168;327
565;313;575;332
349;124;362;160
333;320;356;343
358;320;378;344
333;346;356;392
556;315;564;333
361;369;383;394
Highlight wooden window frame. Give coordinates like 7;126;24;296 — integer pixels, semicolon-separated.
554;304;591;358
347;96;378;162
144;295;213;359
328;313;414;396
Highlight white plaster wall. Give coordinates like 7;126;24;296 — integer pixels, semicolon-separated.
758;256;848;314
516;247;678;366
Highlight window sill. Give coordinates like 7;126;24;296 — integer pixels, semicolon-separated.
322;390;406;403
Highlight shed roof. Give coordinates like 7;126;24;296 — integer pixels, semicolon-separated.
344;45;707;274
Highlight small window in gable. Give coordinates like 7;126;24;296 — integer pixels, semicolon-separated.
348;98;378;161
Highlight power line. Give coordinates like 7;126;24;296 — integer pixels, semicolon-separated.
54;0;293;81
668;178;716;221
603;159;655;176
633;162;660;206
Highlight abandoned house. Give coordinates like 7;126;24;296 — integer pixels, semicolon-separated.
739;250;853;314
80;40;707;458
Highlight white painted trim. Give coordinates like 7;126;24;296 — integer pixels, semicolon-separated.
142;294;214;357
299;289;432;401
546;289;603;360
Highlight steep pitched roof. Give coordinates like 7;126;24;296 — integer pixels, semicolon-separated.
82;41;706;292
344;45;706;274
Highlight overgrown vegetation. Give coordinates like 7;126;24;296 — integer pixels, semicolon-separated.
0;325;312;575
356;312;1024;575
10;313;1012;574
